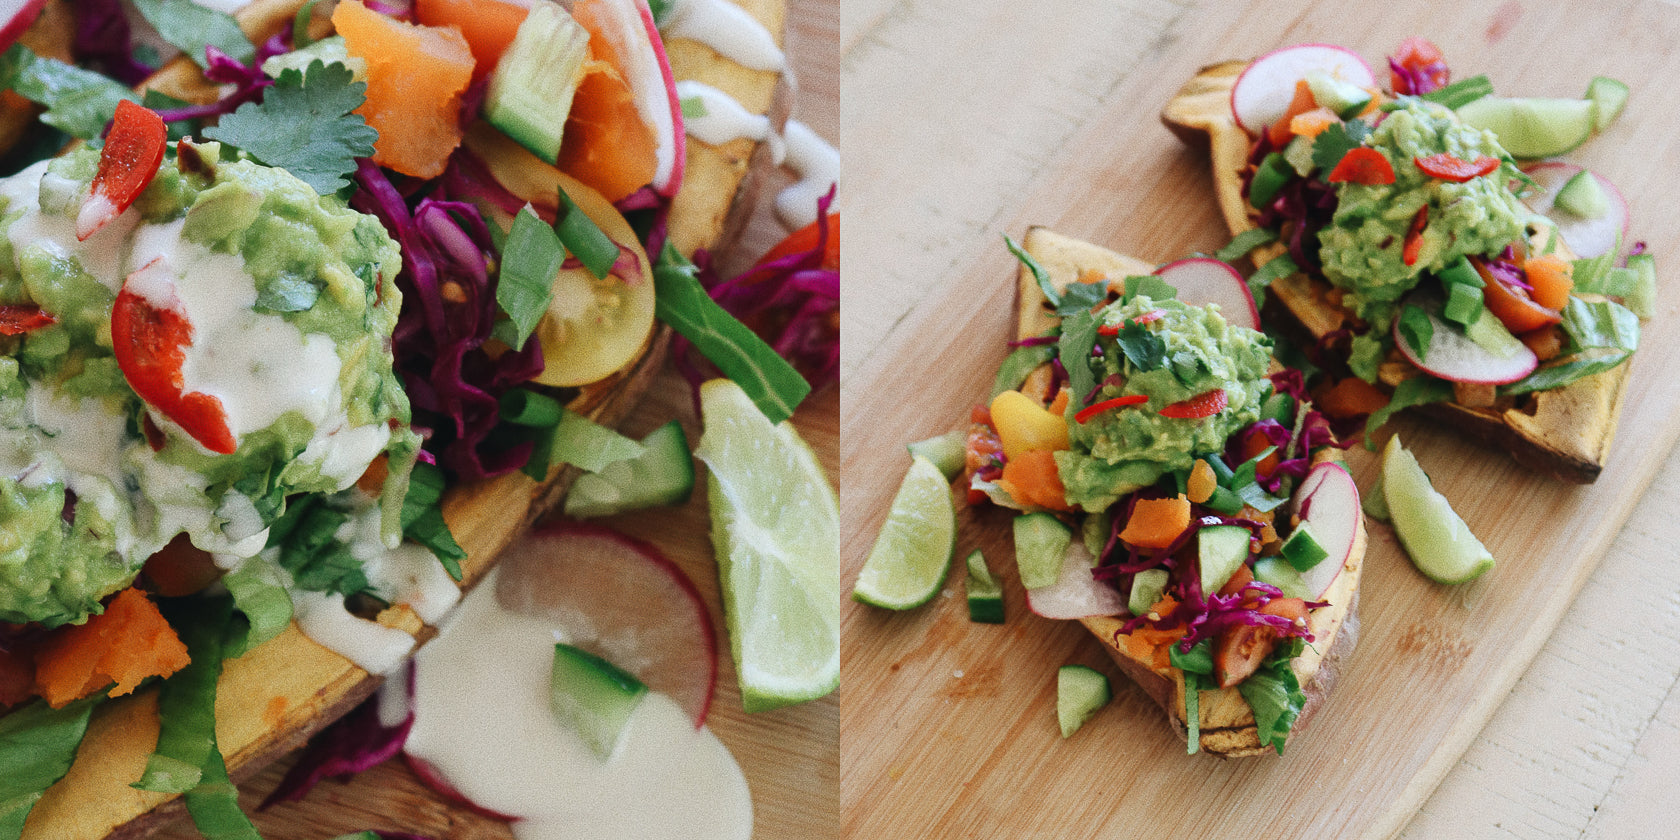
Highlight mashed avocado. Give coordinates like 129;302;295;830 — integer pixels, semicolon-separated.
1318;100;1529;327
0;142;413;627
1055;295;1272;512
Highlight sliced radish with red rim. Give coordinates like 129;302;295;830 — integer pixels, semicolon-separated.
1231;44;1375;135
1025;540;1125;620
1520;161;1629;259
1291;461;1360;600
0;0;48;53
1153;258;1260;330
493;522;717;727
1392;291;1537;385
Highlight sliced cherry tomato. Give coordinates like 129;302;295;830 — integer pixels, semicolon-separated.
111;259;238;455
1158;388;1228;420
1414;153;1500;183
1401;206;1428;267
1474;257;1562;333
0;304;55;334
757;212;840;271
1213;597;1308;688
77;99;166;241
1390;36;1449;96
1326;147;1396;186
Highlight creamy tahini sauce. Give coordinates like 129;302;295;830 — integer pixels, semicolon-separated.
675;79;785;155
405;567;753;840
774;119;838;230
663;0;786;72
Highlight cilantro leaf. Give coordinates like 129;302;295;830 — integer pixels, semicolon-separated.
1114;320;1165;372
1246;253;1297;309
1311;119;1372;181
203;61;376;195
1005;234;1061;309
132;0;255;69
1058;308;1100;405
0;44;139;140
1054;280;1108;316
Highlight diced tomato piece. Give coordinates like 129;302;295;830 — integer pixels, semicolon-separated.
1390;36;1449;95
1401;206;1428;267
1327;147;1395;186
1474;257;1562;333
0;304;55;335
757;213;840;271
1413;153;1500;183
76;99;166;241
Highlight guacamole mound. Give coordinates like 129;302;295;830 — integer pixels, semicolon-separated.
1317;100;1529;326
1055;295;1272;512
0;142;413;628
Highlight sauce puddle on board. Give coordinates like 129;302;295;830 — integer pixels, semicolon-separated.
404;566;752;840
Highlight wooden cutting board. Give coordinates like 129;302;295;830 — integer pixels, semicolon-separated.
841;1;1680;837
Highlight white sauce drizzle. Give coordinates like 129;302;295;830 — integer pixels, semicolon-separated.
405;567;753;840
292;589;415;675
674;80;783;158
663;0;786;72
774;119;838;230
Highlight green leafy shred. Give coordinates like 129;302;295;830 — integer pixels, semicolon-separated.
203;60;377;195
1421;74;1493;109
0;693;104;839
1236;639;1308;755
1005;234;1061;309
1114;319;1166;372
1311;119;1372;181
1365;374;1453;444
1215;227;1279;263
1245;254;1298;309
1501;297;1639;396
498;206;566;351
1170;641;1214;754
0;44;139;140
400;463;466;581
1057;308;1100;406
132;0;255;69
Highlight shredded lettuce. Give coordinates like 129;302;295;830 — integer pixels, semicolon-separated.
1502;297;1639;396
0;44;139;140
1236;639;1307;755
1170;641;1215;754
400;463;465;582
0;693;104;839
1057;308;1100;408
1365;374;1453;443
1215;227;1278;263
131;0;255;69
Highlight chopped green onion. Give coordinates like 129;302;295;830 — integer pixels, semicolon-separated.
1423;74;1494;109
498;206;565;351
1436;254;1482;288
1248;153;1292;210
555;186;621;279
1215;227;1279;263
499;387;565;427
1443;284;1484;328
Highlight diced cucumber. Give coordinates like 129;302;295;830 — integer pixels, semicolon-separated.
484;2;591;163
1013;513;1071;590
1455;96;1595;159
907;430;966;481
1249;153;1292;210
1463;303;1525;356
1585;76;1629;133
1056;665;1111;738
1252;556;1311;600
1280;524;1328;572
1555;169;1610;219
1198;525;1251;595
1442;284;1484;328
564;420;695;518
1127;568;1169;617
1203;485;1245;516
550;643;647;760
1258;392;1295;426
964;549;1004;624
1437;255;1482;289
1080;509;1113;562
1305;70;1372;118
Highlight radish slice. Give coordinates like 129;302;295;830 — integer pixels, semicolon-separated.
493;522;717;727
1231;43;1375;135
1025;541;1125;619
1393;292;1537;384
592;0;683;196
1292;462;1359;599
0;0;48;53
1153;257;1260;330
1520;161;1629;259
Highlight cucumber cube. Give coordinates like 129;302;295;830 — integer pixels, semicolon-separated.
1280;525;1328;572
907;431;966;481
1252;556;1311;600
1443;283;1484;328
1555;169;1609;219
1437;254;1483;289
1056;665;1111;738
1305;70;1373;119
1127;568;1170;617
1585;76;1630;133
1013;513;1071;590
1198;525;1252;595
550;643;647;760
964;550;1005;624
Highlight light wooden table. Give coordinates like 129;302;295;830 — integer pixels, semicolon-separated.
841;0;1680;836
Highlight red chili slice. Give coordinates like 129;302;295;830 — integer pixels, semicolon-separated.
1413;153;1500;183
1095;310;1165;336
1326;147;1395;186
1158;388;1228;419
1073;394;1148;424
1401;206;1429;267
76;100;167;241
0;304;56;335
111;260;237;455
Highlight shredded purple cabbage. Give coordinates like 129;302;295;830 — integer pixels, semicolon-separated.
72;0;154;86
260;672;414;810
1482;251;1530;292
1388;54;1449;97
1008;335;1058;348
353;160;543;481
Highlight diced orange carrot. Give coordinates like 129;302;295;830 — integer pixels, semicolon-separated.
141;534;222;598
34;588;190;708
1118;495;1191;550
1241;426;1280;477
1520;325;1565;362
1288;106;1339;138
1476;256;1562;333
1267;79;1317;147
1186;458;1217;504
1316;376;1390;419
1524;253;1574;310
334;1;475;179
414;0;532;83
561;0;660;202
999;449;1072;511
1217;564;1255;598
1046;387;1070;417
356;454;391;496
1357;86;1387;117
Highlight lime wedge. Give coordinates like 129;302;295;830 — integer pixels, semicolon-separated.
695;380;839;712
1381;435;1495;584
852;455;955;610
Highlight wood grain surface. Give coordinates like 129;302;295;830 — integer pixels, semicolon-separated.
841;1;1680;837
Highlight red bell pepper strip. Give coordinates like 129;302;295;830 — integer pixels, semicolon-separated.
1326;147;1395;186
1073;394;1147;424
76;100;167;241
110;259;237;455
1414;153;1500;183
1095;309;1165;336
0;304;56;335
1401;206;1429;267
1158;388;1228;419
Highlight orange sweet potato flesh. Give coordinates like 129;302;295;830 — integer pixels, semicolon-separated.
334;0;475;179
414;0;532;83
34;587;191;708
998;448;1072;511
561;0;659;202
1118;495;1191;550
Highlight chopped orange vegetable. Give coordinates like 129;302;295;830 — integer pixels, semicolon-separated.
1241;426;1280;478
414;0;532;84
1316;376;1390;419
334;1;475;179
1520;325;1565;361
1118;494;1191;550
990;390;1069;457
1288;106;1339;138
1267;79;1316;147
1046;387;1070;417
1212;597;1307;688
1018;363;1054;405
998;449;1072;511
34;588;190;708
561;0;661;202
1186;459;1216;504
1523;253;1574;310
1477;257;1562;333
1357;86;1387;117
141;535;222;598
1124;596;1187;670
1217;564;1255;598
